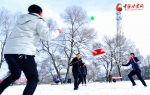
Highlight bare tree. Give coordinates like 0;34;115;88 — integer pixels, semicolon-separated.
92;38;114;82
37;18;67;84
37;56;60;84
141;55;150;79
0;8;6;27
144;55;150;67
86;62;101;82
92;33;138;82
0;9;20;68
60;5;97;83
37;59;51;84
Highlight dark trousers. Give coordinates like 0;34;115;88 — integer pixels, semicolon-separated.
82;74;86;84
0;54;39;95
128;69;147;86
73;72;83;89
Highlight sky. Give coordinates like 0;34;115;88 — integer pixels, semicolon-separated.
1;80;150;95
0;0;150;57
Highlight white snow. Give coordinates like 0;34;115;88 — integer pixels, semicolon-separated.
1;80;150;95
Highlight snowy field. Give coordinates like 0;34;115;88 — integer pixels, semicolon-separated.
1;80;150;95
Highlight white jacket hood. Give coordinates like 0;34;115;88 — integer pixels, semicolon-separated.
17;13;43;25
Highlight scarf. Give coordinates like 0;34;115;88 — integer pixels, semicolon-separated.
130;55;134;62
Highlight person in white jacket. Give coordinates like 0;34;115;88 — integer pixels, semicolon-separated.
0;4;62;95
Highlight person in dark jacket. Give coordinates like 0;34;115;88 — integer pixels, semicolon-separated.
120;53;147;87
70;53;84;90
81;64;87;86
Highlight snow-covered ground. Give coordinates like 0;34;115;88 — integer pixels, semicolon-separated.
1;80;150;95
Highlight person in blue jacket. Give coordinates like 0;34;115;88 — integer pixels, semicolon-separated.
120;53;147;87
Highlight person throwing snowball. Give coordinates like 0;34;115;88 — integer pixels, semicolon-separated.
0;4;62;95
120;53;147;87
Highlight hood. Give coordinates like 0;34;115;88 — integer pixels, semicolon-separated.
17;13;42;25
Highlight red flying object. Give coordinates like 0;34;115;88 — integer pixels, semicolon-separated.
92;48;106;56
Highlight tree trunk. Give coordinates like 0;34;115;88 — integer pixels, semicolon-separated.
117;65;122;81
49;53;63;84
65;53;73;83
